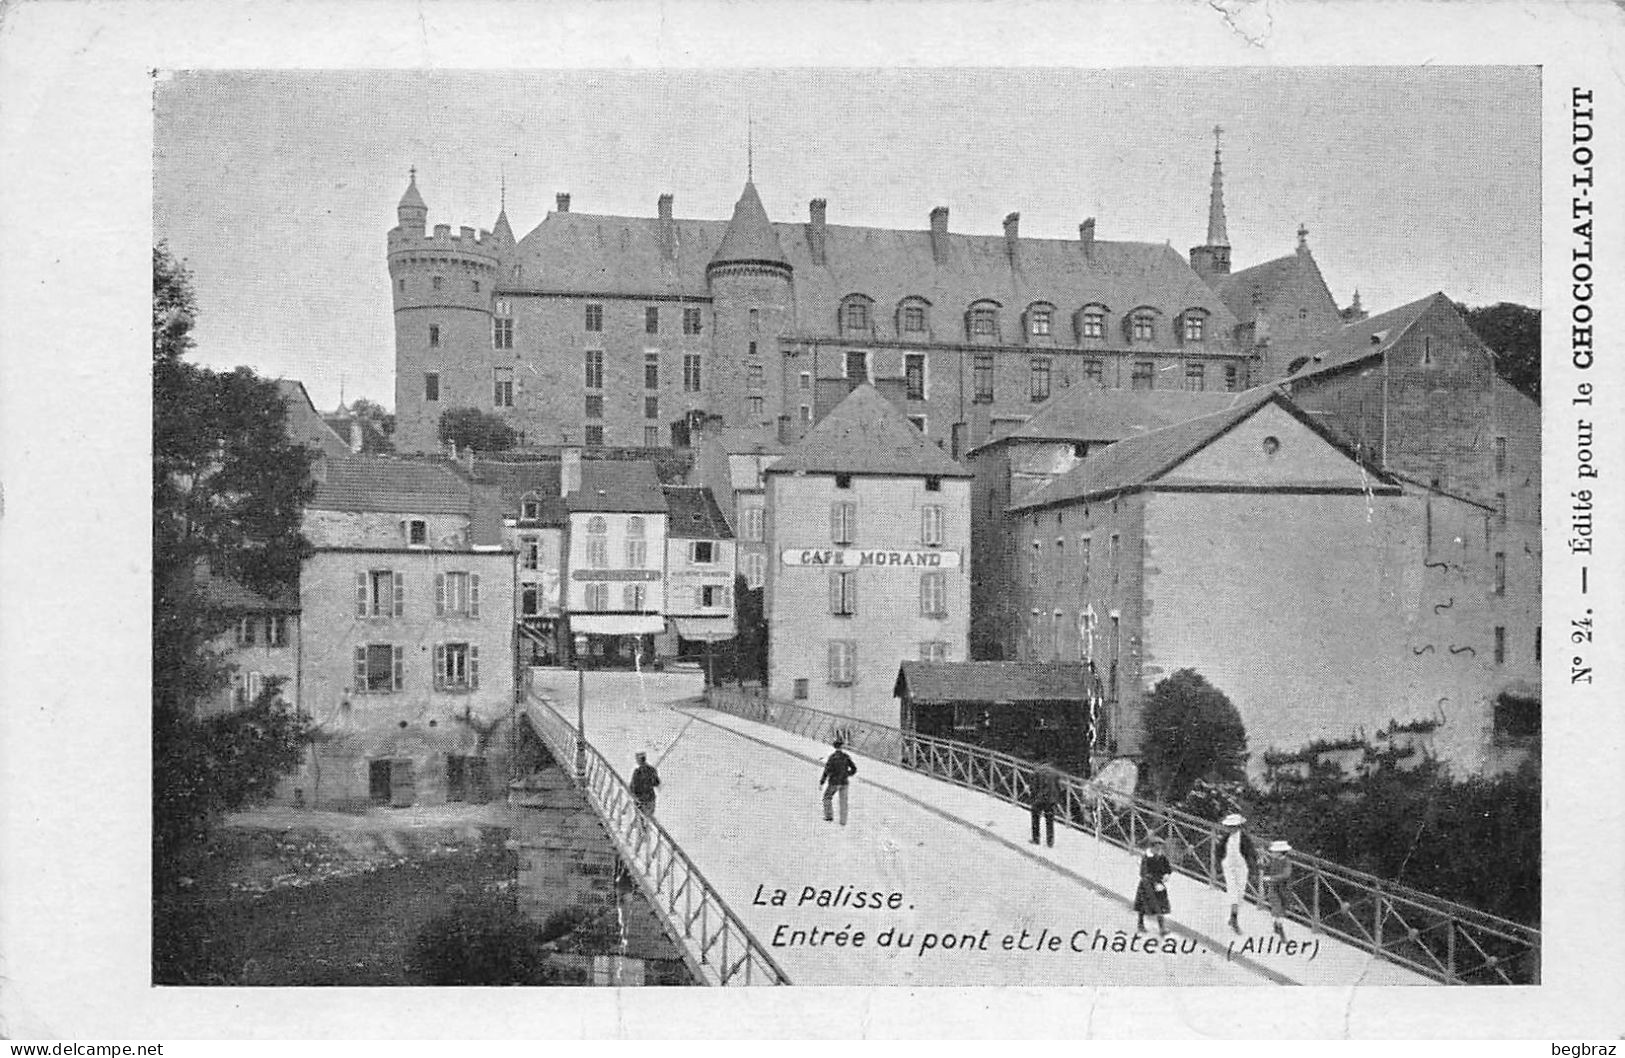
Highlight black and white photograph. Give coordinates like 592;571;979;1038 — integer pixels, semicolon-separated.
3;0;1624;1044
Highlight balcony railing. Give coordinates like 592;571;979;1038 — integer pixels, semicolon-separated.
704;686;1538;985
520;694;790;986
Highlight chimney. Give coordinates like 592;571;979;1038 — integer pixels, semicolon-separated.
556;192;571;213
459;226;476;241
929;206;950;265
560;446;582;497
348;416;363;454
657;193;675;258
807;198;827;266
1080;217;1096;258
1003;212;1020;265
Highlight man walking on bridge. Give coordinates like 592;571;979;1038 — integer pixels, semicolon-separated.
820;738;858;826
630;751;661;854
1029;762;1063;847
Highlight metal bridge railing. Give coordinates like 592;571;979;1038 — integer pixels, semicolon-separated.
704;687;1538;985
520;695;791;986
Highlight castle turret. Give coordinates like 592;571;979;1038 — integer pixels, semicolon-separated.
387;172;504;453
1189;126;1232;284
707;179;794;430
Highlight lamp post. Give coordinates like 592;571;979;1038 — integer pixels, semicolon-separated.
573;631;589;779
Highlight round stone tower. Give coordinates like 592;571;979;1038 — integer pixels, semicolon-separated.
706;179;794;431
388;171;503;453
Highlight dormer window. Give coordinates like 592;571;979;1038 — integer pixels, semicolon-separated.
966;301;1001;342
1182;312;1206;343
1027;303;1054;338
1132;313;1155;343
520;494;542;521
840;295;874;337
1077;304;1108;341
903;305;926;332
896;296;932;340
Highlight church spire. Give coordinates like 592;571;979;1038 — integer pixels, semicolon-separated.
1206;125;1230;248
1188;126;1233;284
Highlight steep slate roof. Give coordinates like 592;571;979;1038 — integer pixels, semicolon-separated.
765;384;972;479
710;181;789;267
894;661;1087;704
509;189;1240;341
567;460;668;513
972;387;1245;452
1215;247;1337;325
309;457;472;515
1284;291;1451;383
1010;387;1344;510
275;380;354;461
471;459;569;525
705;423;786;456
398;175;426;211
193;565;297;612
663;486;734;539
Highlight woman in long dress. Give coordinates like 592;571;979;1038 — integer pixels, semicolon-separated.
1260;839;1293;940
1134;836;1173;936
1219;812;1256;934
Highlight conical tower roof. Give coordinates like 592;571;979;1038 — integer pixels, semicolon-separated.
399;172;426;211
766;384;969;479
1206;127;1229;248
709;180;789;269
492;208;515;246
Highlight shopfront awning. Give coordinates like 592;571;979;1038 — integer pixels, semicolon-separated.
671;616;737;642
571;614;667;636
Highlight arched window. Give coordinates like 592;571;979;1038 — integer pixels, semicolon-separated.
1122;306;1161;345
1074;303;1110;342
895;296;932;339
1176;308;1210;345
1024;301;1056;343
965;300;1002;343
839;294;875;337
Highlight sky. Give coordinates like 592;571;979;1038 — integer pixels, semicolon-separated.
153;67;1540;412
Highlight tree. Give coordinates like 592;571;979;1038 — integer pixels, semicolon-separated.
438;406;518;453
1139;669;1248;802
1457;301;1540;402
732;574;767;683
348;397;397;454
152;244;316;980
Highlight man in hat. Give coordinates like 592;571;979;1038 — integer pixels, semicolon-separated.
1028;760;1063;847
1260;839;1294;940
1219;812;1257;933
819;738;858;826
629;751;661;854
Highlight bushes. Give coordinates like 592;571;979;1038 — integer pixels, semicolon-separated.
407;898;621;985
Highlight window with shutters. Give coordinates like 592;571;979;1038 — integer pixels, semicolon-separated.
623;583;647;611
700;585;726;608
585;517;608;568
920;571;947;617
830;571;857;616
584;583;609;611
744;552;766;589
828;640;856;685
436;571;481;618
435;642;478;690
357;570;404;618
521;536;540;571
973;355;994;403
267;615;289;648
626;517;648;566
830;502;856;545
405;519;427;546
235;617;257;647
742;506;764;542
921;505;944;546
690;541;715;564
1029;357;1051;402
355;643;404;693
905;354;927;400
232;670;265;708
920;641;947;662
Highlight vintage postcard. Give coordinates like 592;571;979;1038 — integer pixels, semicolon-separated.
1;0;1622;1044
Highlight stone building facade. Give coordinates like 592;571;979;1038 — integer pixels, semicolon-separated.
764;385;972;726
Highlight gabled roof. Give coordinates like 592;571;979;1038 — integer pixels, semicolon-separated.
509;203;1240;341
894;661;1088;704
971;387;1245;454
663;486;734;539
1215;245;1337;325
710;181;788;268
193;565;297;613
309;457;472;515
766;384;971;479
1009;387;1395;510
567;460;667;513
275;379;354;461
472;459;568;525
1284;292;1454;383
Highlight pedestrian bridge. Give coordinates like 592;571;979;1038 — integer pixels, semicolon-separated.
517;670;1537;987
